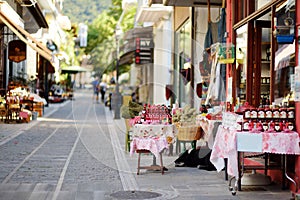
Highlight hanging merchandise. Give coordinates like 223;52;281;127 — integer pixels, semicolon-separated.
196;83;202;98
217;0;227;88
165;84;173;100
205;44;226;105
218;43;235;64
217;0;226;43
201;0;222;88
275;5;295;44
180;68;191;85
204;0;213;50
199;51;212;84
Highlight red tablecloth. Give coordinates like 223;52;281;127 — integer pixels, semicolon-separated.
210;125;300;178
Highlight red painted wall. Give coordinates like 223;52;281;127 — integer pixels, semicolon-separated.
294;0;300;194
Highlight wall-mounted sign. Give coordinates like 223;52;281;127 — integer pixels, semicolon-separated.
135;37;154;64
8;40;26;63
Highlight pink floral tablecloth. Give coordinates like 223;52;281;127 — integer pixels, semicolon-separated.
210;125;300;178
261;131;300;154
210;126;239;177
130;124;176;158
130;137;168;158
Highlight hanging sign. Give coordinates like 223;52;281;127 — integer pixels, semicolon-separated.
8;40;26;63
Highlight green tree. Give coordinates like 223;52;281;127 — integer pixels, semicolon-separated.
85;0;136;76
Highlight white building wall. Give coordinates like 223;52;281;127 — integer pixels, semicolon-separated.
153;18;172;105
26;45;37;80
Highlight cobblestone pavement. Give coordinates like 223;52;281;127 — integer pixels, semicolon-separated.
0;90;295;200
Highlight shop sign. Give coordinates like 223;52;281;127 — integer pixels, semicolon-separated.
135;37;154;64
8;40;26;63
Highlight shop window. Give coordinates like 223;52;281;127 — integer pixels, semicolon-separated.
235;24;248;105
174;20;191;106
273;2;295;105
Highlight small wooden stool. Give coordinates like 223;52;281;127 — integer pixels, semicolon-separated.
136;149;164;175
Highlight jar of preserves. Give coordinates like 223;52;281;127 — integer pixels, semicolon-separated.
288;122;294;131
243;120;250;131
248;120;254;131
265;107;272;118
262;121;269;132
287;108;295;119
256;121;263;131
279;108;287;119
244;109;251;119
258;108;265;119
268;120;275;131
250;109;258;119
272;108;280;119
274;121;281;132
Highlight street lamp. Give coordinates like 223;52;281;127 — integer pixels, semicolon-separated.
113;25;123;119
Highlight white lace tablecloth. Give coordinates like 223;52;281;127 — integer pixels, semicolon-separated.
130;124;176;158
210;125;300;178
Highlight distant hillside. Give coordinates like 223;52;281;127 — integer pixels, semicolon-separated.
62;0;111;24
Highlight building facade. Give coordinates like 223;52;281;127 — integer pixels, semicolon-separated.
0;0;70;104
133;0;300;195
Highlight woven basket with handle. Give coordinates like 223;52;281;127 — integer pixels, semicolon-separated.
176;124;202;141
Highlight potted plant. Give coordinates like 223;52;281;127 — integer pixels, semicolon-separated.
120;101;143;119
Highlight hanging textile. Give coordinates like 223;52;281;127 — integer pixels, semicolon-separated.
205;53;218;105
180;68;191;85
218;0;226;43
217;0;227;87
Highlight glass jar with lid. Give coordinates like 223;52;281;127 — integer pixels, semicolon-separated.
244;109;251;119
265;107;272;118
250;109;258;119
258;108;265;119
272;108;280;119
287;108;295;119
279;108;287;119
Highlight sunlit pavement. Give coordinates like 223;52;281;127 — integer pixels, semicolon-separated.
0;89;293;200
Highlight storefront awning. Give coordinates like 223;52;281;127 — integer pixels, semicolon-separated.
0;2;53;62
275;42;295;71
136;5;172;23
119;51;135;65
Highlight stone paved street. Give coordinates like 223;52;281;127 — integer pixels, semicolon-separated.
0;90;294;200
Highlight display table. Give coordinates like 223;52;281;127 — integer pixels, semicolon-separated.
210;125;300;193
130;124;176;175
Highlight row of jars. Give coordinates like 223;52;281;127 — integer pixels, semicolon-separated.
242;119;295;132
244;107;294;120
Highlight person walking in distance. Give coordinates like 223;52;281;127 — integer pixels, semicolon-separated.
99;80;107;103
91;77;100;103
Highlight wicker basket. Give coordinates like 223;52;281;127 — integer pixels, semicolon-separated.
177;125;202;141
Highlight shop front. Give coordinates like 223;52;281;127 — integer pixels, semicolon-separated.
225;0;299;196
164;0;299;196
0;1;54;122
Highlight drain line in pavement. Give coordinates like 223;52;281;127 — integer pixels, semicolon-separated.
105;108;139;191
